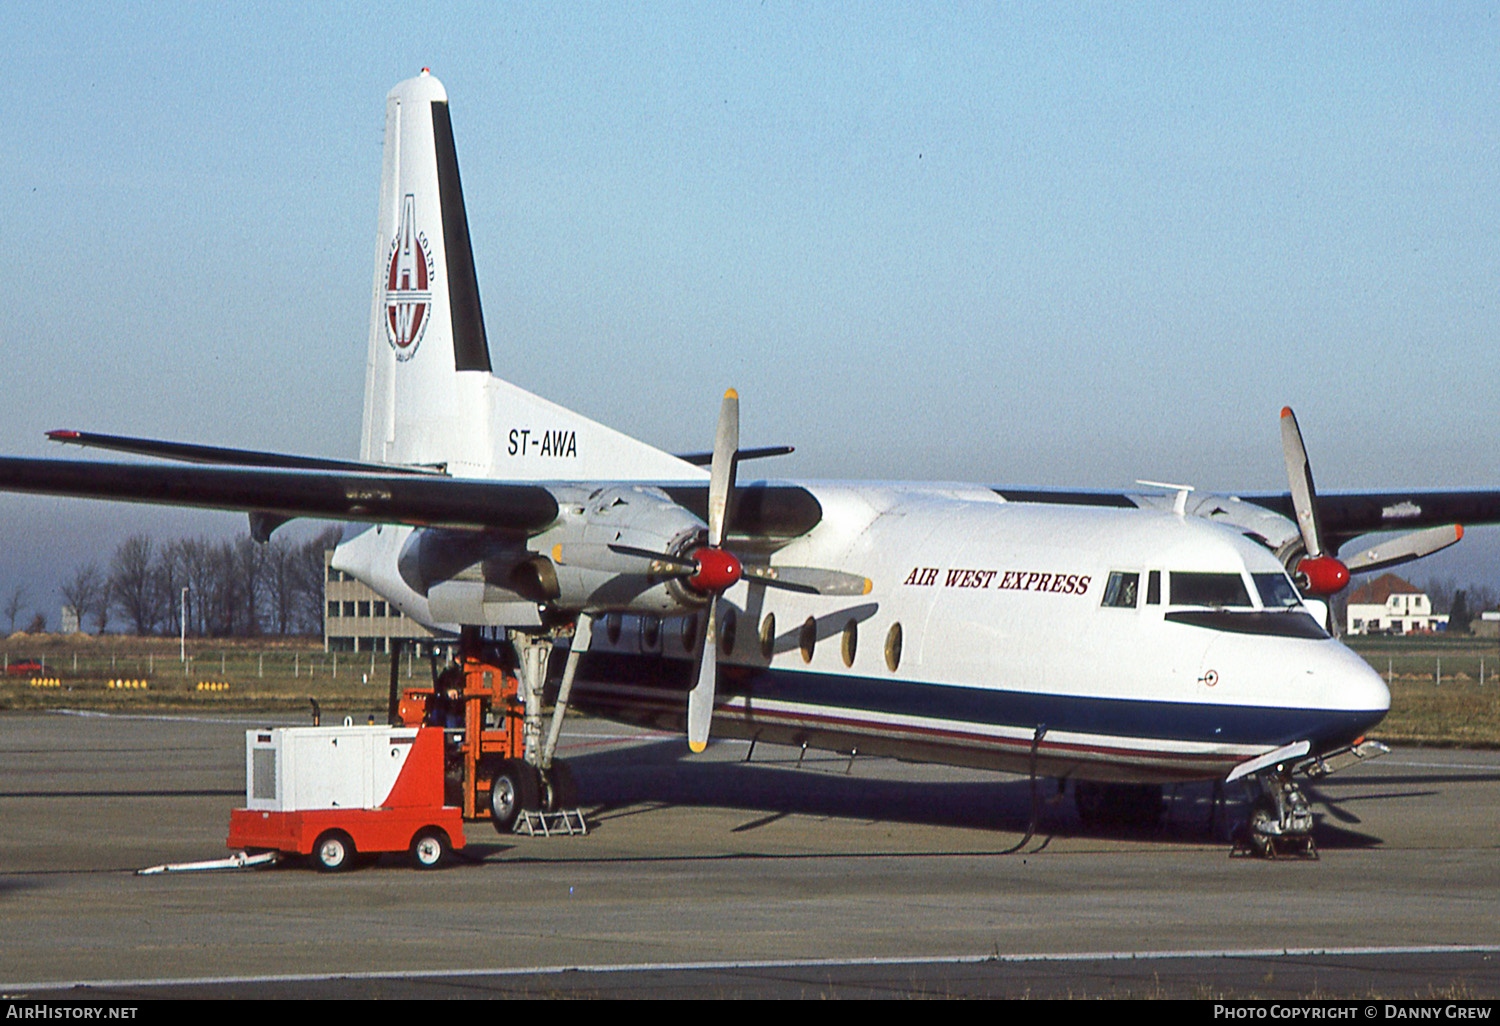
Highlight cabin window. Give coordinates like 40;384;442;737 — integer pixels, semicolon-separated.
1101;572;1140;608
841;620;858;668
1146;571;1161;605
681;614;699;653
799;617;817;663
1170;571;1252;608
720;607;737;656
641;616;661;652
1253;573;1302;609
605;614;622;644
885;623;903;672
759;613;776;660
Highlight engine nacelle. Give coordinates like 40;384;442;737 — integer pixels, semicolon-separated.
397;484;712;627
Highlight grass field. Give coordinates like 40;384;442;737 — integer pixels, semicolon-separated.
0;633;408;722
1346;635;1500;747
3;631;1499;747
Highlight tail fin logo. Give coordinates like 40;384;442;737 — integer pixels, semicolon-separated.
384;193;435;361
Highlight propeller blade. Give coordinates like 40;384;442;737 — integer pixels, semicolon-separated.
1279;406;1326;559
687;600;718;753
1343;524;1464;574
708;389;739;548
741;564;873;596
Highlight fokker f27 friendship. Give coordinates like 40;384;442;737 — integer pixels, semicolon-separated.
6;72;1498;854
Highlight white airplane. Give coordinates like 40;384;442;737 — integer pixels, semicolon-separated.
4;72;1493;854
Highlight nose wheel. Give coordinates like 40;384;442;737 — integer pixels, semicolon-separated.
1232;771;1317;859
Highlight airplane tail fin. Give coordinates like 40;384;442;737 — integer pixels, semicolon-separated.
361;72;699;483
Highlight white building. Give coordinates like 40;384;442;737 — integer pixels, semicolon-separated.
1345;573;1447;635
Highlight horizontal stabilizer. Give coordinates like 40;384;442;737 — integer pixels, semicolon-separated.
675;445;795;467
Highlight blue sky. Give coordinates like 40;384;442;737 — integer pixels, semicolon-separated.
3;3;1499;619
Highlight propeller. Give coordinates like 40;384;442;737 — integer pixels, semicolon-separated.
1342;524;1463;574
1279;407;1350;595
1279;407;1463;592
687;388;742;752
552;389;870;751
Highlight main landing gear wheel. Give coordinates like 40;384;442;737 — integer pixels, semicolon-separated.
542;761;578;811
489;759;541;834
409;828;451;870
313;830;355;872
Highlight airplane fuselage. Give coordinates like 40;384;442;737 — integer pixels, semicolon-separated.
333;480;1391;784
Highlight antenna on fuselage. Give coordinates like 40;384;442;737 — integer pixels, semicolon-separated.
1136;480;1195;517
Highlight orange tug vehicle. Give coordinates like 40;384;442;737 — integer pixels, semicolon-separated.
227;642;570;871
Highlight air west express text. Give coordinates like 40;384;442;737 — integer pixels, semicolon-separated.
903;567;1092;594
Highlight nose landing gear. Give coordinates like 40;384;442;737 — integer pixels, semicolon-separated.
1233;770;1317;859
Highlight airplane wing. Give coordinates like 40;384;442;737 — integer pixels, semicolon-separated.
45;429;447;475
0;457;559;534
993;484;1500;552
1240;490;1500;552
0;456;825;542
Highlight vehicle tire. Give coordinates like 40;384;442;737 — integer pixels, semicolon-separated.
313;830;355;872
489;759;541;834
543;761;578;811
409;828;451;870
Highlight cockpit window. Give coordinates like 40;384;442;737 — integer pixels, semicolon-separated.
1170;571;1252;608
1101;572;1140;608
1253;573;1303;609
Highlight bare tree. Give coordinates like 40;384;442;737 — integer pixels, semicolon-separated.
264;536;300;635
4;584;27;634
109;535;159;635
60;563;106;634
234;537;266;636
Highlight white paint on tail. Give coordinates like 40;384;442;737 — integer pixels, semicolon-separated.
360;72;703;484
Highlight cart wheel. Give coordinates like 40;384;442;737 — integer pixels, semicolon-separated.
489;759;540;834
544;761;578;811
313;830;355;872
409;828;451;870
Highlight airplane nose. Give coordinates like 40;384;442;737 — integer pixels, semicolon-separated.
1319;642;1390;741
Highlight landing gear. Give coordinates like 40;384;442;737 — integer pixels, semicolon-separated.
1233;771;1317;859
488;758;541;834
542;761;578;812
1073;781;1163;832
486;759;579;833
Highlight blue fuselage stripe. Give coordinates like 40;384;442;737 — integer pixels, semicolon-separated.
573;651;1383;750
